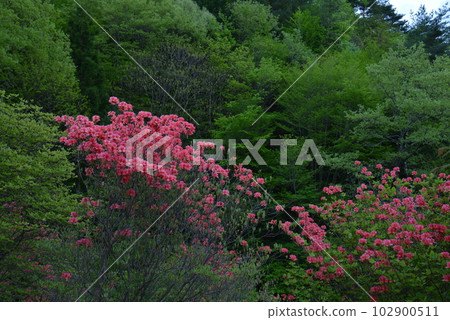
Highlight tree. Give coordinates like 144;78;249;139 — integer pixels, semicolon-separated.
0;0;84;114
65;4;109;116
280;49;378;152
288;9;328;53
255;0;311;24
84;0;225;131
349;0;406;54
0;92;77;301
194;0;234;16
406;4;450;59
307;0;355;47
229;0;278;42
346;45;450;173
348;0;407;32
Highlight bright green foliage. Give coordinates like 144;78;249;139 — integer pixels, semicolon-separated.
280;50;378;149
261;49;380;192
213;104;278;142
0;92;77;222
346;45;450;172
0;0;84;115
288;10;328;53
229;1;278;42
97;0;218;45
0;92;78;300
59;0;214;47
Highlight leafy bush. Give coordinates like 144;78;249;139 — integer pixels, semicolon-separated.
273;162;449;301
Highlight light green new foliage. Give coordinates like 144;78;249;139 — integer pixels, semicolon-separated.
288;10;328;53
0;92;76;209
0;91;78;300
0;0;84;115
346;44;450;171
0;91;77;245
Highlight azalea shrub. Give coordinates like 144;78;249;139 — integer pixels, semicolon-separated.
273;163;449;301
44;97;279;301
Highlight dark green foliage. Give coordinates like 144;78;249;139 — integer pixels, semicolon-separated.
348;0;407;31
406;4;450;59
85;0;224;132
288;9;328;53
349;0;405;54
194;0;234;16
66;6;109;116
258;0;310;24
307;0;355;46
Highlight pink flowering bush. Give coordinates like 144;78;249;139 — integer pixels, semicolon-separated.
45;98;278;301
273;164;449;301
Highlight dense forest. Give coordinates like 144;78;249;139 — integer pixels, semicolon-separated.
0;0;449;302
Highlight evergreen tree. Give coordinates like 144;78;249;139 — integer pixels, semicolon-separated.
346;45;450;173
406;4;450;59
256;0;311;23
194;0;234;16
348;0;406;31
66;5;109;116
349;0;406;53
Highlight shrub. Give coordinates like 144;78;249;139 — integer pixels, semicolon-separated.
275;163;449;301
46;97;276;301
